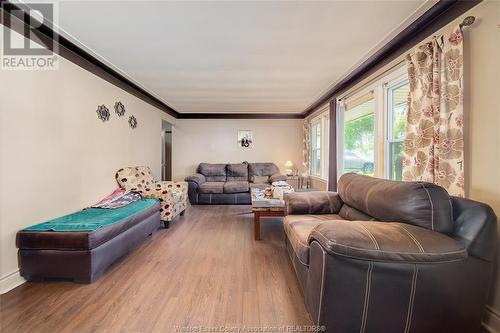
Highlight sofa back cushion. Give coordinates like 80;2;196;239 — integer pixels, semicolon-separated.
339;204;376;221
197;163;227;182
248;163;279;180
116;166;155;190
337;173;454;234
252;175;269;184
226;163;248;182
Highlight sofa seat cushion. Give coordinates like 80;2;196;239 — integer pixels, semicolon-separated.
309;220;467;263
223;181;249;194
283;214;345;265
16;201;160;250
198;182;224;194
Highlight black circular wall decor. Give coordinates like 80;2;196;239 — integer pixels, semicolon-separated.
128;115;138;129
114;101;125;116
96;104;110;122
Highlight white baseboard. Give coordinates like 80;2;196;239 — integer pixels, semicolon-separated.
483;305;500;333
0;270;26;294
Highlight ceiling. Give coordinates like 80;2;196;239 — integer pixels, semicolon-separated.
27;0;433;114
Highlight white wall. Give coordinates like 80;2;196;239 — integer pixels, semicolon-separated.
172;119;302;180
0;49;175;293
463;3;500;330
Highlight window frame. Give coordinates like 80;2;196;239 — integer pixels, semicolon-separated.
336;65;408;181
384;70;409;180
336;87;379;178
309;110;329;180
310;118;322;177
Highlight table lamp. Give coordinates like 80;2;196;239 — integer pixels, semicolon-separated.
284;160;294;175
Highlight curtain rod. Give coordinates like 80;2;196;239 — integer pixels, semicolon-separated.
338;15;476;103
460;16;475;28
338;60;405;102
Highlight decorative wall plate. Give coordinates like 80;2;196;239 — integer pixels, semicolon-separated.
96;105;110;122
114;101;125;116
129;115;138;129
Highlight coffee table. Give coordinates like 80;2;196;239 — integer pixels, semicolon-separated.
251;190;285;240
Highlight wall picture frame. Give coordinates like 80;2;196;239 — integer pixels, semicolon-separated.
237;130;253;148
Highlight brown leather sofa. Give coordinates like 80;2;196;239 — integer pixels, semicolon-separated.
283;173;497;333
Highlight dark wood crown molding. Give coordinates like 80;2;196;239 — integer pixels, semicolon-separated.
177;113;303;119
1;0;481;120
302;0;482;117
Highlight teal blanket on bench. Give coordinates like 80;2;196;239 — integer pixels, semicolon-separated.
24;199;158;232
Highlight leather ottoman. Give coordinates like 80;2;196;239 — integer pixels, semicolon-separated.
16;201;161;283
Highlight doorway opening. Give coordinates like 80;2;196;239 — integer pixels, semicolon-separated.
161;120;172;181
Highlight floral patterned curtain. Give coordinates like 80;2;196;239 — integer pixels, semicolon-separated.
302;119;311;176
403;26;464;197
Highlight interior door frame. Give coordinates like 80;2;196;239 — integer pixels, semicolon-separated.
161;120;173;181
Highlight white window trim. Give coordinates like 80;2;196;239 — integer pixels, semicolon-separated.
310;119;321;178
336;65;407;180
384;71;409;180
337;85;379;178
309;110;329;180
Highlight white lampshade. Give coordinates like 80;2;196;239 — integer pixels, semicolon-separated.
284;160;294;167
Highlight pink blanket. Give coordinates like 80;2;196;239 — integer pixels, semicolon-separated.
91;188;142;209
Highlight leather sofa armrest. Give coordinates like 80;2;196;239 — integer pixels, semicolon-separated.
185;173;206;186
269;173;287;183
284;191;343;215
309;220;467;263
451;196;497;262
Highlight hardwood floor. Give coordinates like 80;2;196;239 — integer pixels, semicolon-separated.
0;205;312;332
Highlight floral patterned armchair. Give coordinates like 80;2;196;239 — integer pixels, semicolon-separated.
115;166;188;227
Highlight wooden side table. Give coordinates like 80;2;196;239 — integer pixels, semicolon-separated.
252;207;285;240
286;175;299;189
286;174;310;189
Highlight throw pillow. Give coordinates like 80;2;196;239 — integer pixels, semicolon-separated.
252;175;269;184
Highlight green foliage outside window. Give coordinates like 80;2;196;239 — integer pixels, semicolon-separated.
344;114;375;157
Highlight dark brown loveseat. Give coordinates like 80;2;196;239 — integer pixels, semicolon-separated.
185;162;286;204
284;173;497;333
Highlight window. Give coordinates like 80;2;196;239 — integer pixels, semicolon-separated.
310;120;321;177
342;93;375;176
309;110;329;179
337;66;408;181
385;79;409;180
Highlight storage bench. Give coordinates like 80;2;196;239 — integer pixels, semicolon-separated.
16;199;161;283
